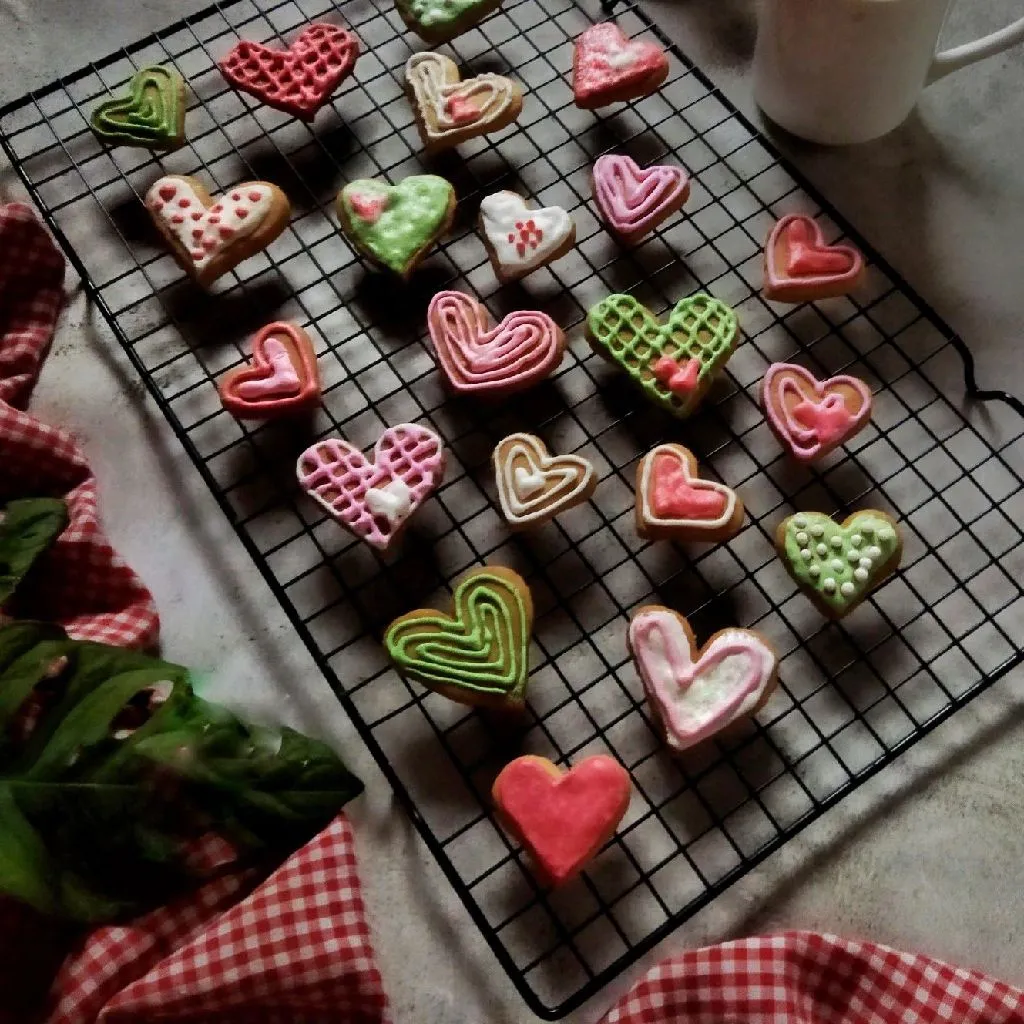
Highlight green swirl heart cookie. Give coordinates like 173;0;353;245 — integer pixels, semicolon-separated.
395;0;504;43
384;566;533;709
777;510;902;618
90;66;186;150
586;293;739;418
337;175;455;278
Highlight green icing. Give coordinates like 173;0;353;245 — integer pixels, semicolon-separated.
340;175;453;275
396;0;497;30
90;66;184;150
587;293;738;418
782;511;900;614
385;569;530;702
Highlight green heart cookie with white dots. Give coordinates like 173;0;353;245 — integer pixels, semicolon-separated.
777;510;902;618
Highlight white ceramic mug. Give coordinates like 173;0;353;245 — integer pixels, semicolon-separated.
753;0;1024;145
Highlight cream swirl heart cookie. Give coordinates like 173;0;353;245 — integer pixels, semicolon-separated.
777;510;902;618
573;23;669;109
493;433;596;530
145;175;290;286
635;444;744;542
479;192;575;282
763;215;864;303
628;606;777;753
592;154;689;245
426;290;566;397
296;424;446;551
405;53;521;152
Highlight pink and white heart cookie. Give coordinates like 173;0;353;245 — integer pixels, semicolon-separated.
763;214;864;303
572;23;669;110
628;606;777;752
592;154;689;244
296;424;446;551
145;174;290;286
426;290;566;398
762;362;872;463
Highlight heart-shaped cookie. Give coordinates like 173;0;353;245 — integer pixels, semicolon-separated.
777;510;902;618
218;23;359;121
573;23;669;109
385;566;533;708
635;444;743;542
296;424;446;551
219;322;321;419
90;66;186;150
395;0;504;44
492;754;631;885
586;292;739;418
493;433;596;530
145;175;290;286
762;362;872;463
405;53;521;152
427;290;566;397
628;606;777;752
763;215;864;303
337;174;455;277
592;154;689;244
478;191;575;282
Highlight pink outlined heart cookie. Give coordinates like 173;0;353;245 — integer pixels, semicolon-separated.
592;154;690;244
296;424;446;551
572;23;669;109
762;362;872;463
763;215;864;303
426;290;566;397
628;606;777;752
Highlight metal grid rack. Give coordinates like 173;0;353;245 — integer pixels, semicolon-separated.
4;0;1024;1016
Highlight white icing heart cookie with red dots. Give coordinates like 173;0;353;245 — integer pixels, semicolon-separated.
145;174;291;286
478;191;575;282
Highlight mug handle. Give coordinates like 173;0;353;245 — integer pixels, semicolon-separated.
928;15;1024;83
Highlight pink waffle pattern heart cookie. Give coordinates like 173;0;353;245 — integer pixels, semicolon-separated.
296;424;446;551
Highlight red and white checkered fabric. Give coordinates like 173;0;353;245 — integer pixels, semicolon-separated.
599;931;1024;1024
0;201;158;647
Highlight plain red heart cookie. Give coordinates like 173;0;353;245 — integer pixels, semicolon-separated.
573;23;669;109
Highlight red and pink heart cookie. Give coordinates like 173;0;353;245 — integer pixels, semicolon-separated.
763;214;864;303
572;23;669;110
296;424;446;551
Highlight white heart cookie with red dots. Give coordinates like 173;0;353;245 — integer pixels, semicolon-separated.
478;191;575;282
145;174;291;286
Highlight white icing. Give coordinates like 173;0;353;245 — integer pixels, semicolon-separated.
854;567;869;581
146;176;275;271
793;515;807;529
513;465;546;497
639;444;738;531
479;192;574;273
866;545;882;560
810;524;824;537
365;478;413;525
850;534;862;545
823;578;836;591
795;531;808;545
602;46;638;69
830;559;844;572
840;581;855;597
815;543;828;556
494;432;595;526
830;536;843;549
859;556;873;570
800;548;811;560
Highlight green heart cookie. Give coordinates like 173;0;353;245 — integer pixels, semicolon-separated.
384;567;532;708
779;511;901;616
395;0;502;42
586;293;739;418
337;175;454;277
90;66;186;150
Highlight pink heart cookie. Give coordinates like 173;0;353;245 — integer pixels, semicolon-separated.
627;606;777;752
592;154;690;244
296;424;446;551
572;23;669;110
763;215;864;303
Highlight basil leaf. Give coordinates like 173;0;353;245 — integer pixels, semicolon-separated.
0;499;68;605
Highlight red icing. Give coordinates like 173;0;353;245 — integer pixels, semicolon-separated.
444;94;480;124
236;207;249;219
158;184;177;202
247;191;263;203
178;198;191;208
651;452;728;521
493;756;631;886
191;211;202;221
219;226;236;239
652;355;701;395
573;23;668;107
192;228;204;239
170;214;185;224
231;193;242;202
348;192;388;223
792;393;856;446
782;217;856;277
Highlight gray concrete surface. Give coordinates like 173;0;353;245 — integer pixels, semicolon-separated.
3;1;1024;1021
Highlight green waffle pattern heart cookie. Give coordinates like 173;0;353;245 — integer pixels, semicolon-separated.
586;293;739;418
90;66;186;150
337;174;455;278
778;510;902;618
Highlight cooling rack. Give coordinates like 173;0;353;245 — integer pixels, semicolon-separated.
4;0;1024;1016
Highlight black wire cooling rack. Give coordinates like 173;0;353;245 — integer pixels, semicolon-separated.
5;0;1024;1016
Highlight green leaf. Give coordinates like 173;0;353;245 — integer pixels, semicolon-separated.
0;622;363;922
0;499;68;605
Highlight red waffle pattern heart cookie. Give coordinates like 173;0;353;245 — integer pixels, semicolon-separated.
219;23;360;121
573;23;669;109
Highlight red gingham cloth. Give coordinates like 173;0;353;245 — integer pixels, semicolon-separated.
598;931;1024;1024
0;201;158;647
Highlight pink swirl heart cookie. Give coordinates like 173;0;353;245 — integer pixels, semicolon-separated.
296;424;446;551
763;215;864;303
592;154;689;245
145;174;290;286
426;290;566;397
572;23;669;110
628;606;777;752
219;322;321;420
762;362;872;463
